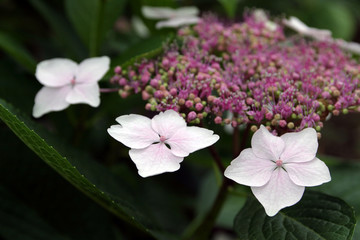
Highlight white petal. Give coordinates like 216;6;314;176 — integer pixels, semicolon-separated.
283;16;310;34
252;169;305;217
151;110;186;138
280;128;318;163
224;148;275;187
336;39;360;55
129;143;184;177
35;58;77;87
76;56;110;84
251;125;285;161
142;6;176;19
166;126;219;157
285;157;331;187
174;7;199;17
156;16;199;29
32;86;71;118
65;83;100;107
132;16;150;38
107;114;159;149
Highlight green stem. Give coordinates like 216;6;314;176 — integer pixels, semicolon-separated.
183;179;230;240
90;0;104;57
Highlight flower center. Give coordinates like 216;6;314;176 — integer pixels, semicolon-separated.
275;159;283;167
159;135;167;142
70;77;76;86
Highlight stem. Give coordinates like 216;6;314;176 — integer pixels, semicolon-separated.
100;88;120;93
208;145;225;173
232;126;240;158
183;179;230;240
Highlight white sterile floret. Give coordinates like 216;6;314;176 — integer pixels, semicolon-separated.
283;16;332;41
142;6;200;29
224;125;331;216
107;110;219;177
32;56;110;118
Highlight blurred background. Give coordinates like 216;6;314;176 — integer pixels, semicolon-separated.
0;0;359;239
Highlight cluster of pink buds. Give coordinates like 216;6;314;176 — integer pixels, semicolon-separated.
111;11;360;135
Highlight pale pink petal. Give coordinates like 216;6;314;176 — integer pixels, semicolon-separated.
76;56;110;84
32;86;71;118
224;148;275;187
336;39;360;55
142;6;176;19
129;143;184;177
283;16;310;34
166;126;219;157
280;127;318;163
285;157;331;187
107;114;159;149
151;110;186;138
35;58;77;87
252;169;305;216
251;125;285;161
65;83;100;107
174;7;199;17
156;16;200;29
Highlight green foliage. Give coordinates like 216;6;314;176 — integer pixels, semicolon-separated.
0;31;36;73
234;191;356;240
65;0;126;56
0;99;169;239
218;0;240;19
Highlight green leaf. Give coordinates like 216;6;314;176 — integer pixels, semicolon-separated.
315;163;360;239
0;31;36;73
28;0;86;60
218;0;240;19
65;0;126;56
0;186;69;240
234;191;356;240
0;99;171;239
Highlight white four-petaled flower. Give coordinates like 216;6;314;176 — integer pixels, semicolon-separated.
142;6;200;29
32;56;110;118
225;125;331;216
107;110;219;177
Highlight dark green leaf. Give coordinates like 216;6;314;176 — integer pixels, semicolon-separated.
0;31;36;73
28;0;86;60
0;99;171;239
234;191;356;240
65;0;126;56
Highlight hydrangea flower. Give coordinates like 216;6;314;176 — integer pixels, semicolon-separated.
142;6;200;29
107;110;219;177
33;56;110;118
224;125;331;216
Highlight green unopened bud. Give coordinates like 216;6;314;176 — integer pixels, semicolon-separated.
287;122;294;129
342;108;349;114
327;105;334;111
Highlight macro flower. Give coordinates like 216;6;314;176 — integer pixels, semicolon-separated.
224;125;331;216
107;109;219;177
33;56;110;118
142;6;200;29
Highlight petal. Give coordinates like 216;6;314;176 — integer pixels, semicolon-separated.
107;114;159;149
224;148;275;187
129;143;184;177
65;83;100;107
166;126;219;157
285;157;331;187
151;110;186;138
32;86;71;118
174;7;199;17
141;6;175;19
132;16;150;38
280;127;318;163
283;16;309;34
76;56;110;84
156;16;200;29
35;58;77;87
251;125;285;161
252;169;305;217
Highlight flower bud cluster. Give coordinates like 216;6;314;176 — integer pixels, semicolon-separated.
111;11;360;134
